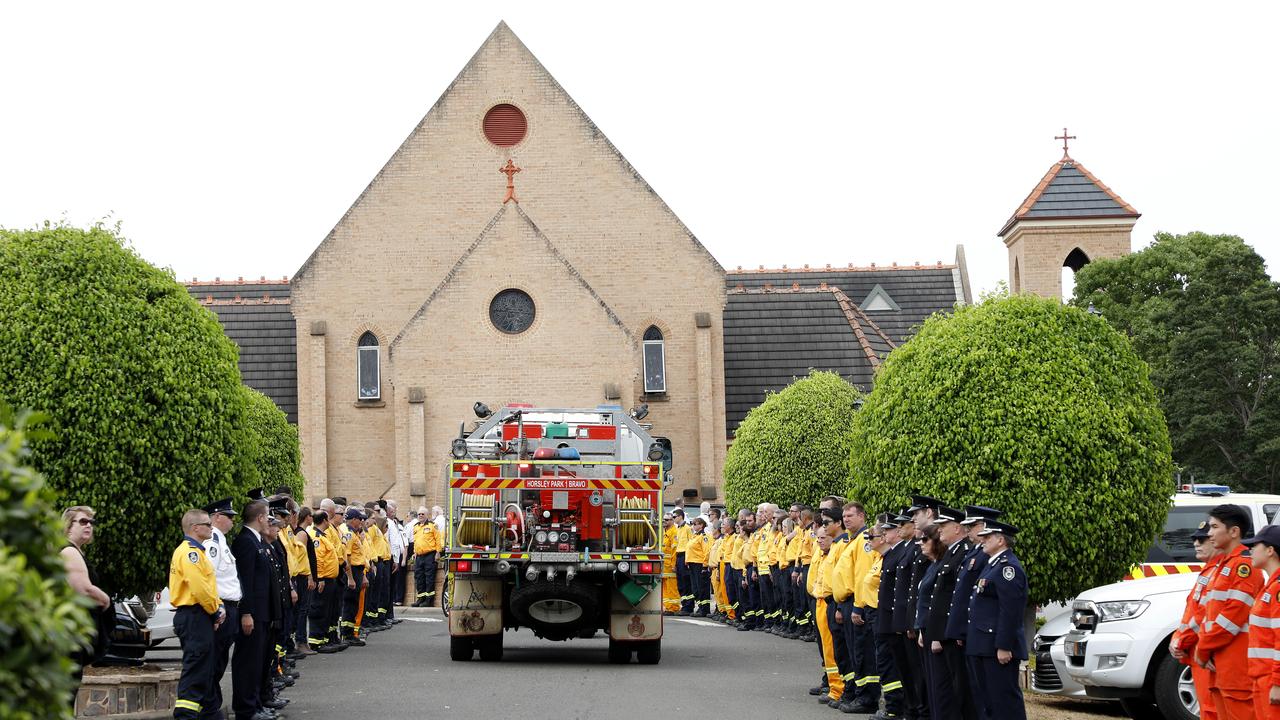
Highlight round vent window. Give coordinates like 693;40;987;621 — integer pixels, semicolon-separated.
489;289;535;335
483;104;528;147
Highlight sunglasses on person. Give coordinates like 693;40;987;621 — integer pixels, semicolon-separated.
193;522;213;528
75;518;98;527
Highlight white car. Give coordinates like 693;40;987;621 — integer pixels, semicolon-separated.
1060;488;1280;720
1031;610;1087;698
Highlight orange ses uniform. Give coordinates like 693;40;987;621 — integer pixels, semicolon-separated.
1198;544;1265;719
1176;558;1224;720
1249;570;1280;719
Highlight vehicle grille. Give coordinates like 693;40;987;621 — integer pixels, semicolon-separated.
1032;636;1063;691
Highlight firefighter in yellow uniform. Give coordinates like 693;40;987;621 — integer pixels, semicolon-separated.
740;517;762;629
363;518;388;627
822;513;855;708
307;512;342;651
412;515;442;606
797;509;818;640
842;511;882;713
783;518;805;636
339;508;369;645
727;520;745;622
755;515;777;630
662;514;680;614
810;509;842;703
685;517;712;616
708;526;724;617
169;509;225;720
674;509;695;615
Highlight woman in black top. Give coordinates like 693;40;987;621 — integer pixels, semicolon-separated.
61;506;112;700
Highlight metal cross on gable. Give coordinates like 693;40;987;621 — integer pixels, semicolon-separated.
1055;127;1077;159
500;159;521;204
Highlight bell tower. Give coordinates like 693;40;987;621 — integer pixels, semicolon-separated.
999;131;1140;298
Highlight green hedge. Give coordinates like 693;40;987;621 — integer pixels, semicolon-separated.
0;223;255;597
725;370;862;512
847;294;1173;605
240;386;303;498
0;406;93;720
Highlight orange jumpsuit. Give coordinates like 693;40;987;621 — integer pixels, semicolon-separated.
1199;544;1265;720
1249;570;1280;720
1176;558;1224;720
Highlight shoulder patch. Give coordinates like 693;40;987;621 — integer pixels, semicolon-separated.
187;551;199;564
1238;564;1252;578
864;542;872;552
1002;566;1015;581
207;546;217;558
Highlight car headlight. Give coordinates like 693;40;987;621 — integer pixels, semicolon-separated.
548;531;560;543
535;531;548;544
1095;600;1150;622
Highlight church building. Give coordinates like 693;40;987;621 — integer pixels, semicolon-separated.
187;23;1137;509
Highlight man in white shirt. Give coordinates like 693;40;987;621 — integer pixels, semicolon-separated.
432;506;447;537
202;497;242;720
385;500;407;615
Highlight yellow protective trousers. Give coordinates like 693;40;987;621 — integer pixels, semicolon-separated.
816;598;845;701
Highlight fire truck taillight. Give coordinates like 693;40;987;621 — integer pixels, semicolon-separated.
638;562;655;574
455;560;473;573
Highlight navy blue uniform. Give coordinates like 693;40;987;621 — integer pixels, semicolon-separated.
890;541;927;718
945;544;989;641
230;528;272;720
875;541;906;717
926;539;977;720
966;550;1027;720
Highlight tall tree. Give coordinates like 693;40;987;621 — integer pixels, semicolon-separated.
1072;232;1280;492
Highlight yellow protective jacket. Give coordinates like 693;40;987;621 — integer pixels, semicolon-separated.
286;527;309;577
858;552;883;610
325;524;343;566
675;523;692;553
340;523;367;567
836;527;879;608
755;526;774;568
708;537;724;567
686;532;711;565
729;534;745;571
414;522;442;555
799;525;817;565
808;547;829;598
308;526;339;579
169;537;221;615
825;536;852;602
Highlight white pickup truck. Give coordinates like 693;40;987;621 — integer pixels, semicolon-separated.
1057;488;1280;720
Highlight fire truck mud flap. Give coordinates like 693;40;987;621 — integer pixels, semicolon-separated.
609;580;662;641
448;576;502;638
509;580;601;640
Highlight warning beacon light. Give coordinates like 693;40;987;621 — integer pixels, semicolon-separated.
473;401;492;419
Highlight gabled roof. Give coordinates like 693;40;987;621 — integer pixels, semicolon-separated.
998;157;1140;237
186;279;297;423
726;262;963;346
723;284;895;435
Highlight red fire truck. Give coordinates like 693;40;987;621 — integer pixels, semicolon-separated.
443;403;669;664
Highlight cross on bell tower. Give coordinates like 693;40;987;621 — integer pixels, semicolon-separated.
1055;127;1077;159
500;159;522;204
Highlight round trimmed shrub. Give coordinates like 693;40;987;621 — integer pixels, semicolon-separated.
847;294;1173;605
240;386;303;498
725;370;862;512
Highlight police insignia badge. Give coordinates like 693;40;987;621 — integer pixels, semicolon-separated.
188;551;199;564
977;579;986;590
864;542;872;552
1002;566;1015;581
1238;564;1252;578
208;546;217;557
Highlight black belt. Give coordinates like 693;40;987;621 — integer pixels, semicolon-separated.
222;600;239;607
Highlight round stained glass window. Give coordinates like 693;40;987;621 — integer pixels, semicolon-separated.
489;289;535;335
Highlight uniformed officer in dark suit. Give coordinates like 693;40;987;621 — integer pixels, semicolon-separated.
875;513;908;720
926;506;977;720
945;505;1004;720
890;507;928;720
907;494;942;718
230;496;274;720
966;519;1027;720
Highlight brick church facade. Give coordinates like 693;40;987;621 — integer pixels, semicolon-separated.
188;23;1137;509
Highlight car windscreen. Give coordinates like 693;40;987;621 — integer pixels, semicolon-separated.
1147;505;1255;563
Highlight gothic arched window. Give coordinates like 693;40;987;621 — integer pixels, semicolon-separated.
643;326;666;394
357;331;380;400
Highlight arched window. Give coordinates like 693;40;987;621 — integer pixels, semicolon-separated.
643;326;666;394
357;331;380;400
1061;247;1090;300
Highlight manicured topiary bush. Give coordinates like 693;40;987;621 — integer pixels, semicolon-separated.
725;370;862;512
847;293;1173;605
0;406;93;720
0;223;252;597
241;386;303;498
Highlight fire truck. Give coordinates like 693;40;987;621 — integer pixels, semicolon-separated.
442;403;670;664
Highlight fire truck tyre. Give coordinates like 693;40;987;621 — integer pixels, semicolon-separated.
607;639;632;664
636;640;661;665
1152;652;1199;720
478;634;503;662
449;636;474;662
509;581;599;640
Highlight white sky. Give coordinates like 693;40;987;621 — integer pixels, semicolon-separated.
3;2;1278;296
